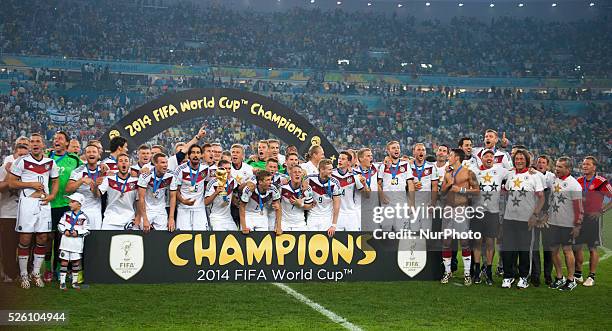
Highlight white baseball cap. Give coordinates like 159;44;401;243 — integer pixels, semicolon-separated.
65;192;85;205
482;149;495;156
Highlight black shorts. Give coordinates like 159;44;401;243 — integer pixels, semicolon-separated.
575;215;602;248
51;206;71;231
544;225;574;248
470;212;499;239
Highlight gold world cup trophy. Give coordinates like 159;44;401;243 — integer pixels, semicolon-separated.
216;168;229;205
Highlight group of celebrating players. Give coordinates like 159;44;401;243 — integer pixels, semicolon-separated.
0;126;609;292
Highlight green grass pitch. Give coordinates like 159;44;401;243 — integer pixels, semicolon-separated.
2;213;610;330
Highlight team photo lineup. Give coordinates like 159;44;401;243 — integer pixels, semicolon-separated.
0;0;611;329
1;128;609;290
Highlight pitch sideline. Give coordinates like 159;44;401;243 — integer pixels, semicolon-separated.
272;282;363;331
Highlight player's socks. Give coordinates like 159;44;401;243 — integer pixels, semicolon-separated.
474;262;481;276
486;264;493;278
588;273;595;280
32;244;47;276
72;263;81;286
59;266;68;284
462;249;471;277
496;243;503;268
574;271;582;279
442;250;452;274
17;243;30;278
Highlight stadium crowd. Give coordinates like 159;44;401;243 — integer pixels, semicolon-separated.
1;0;611;77
1;79;610;175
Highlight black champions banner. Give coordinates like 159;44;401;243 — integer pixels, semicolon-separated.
101;88;338;160
85;231;442;283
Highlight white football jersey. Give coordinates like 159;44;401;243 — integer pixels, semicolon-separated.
206;178;238;221
548;175;582;228
174;162;209;210
377;161;412;192
434;161;448;191
475;165;509;213
462;155;480;173
279;181;313;226
69;164;103;213
231;162;254;185
354;163;380;211
300;161;319;176
354;164;379;192
130;162;153;175
410;161;439;206
58;211;89;253
10;154;59;197
307;175;341;219
540;171;556;191
98;174;139;225
503;169;544;222
332;168;364;216
137;171;177;214
240;185;281;218
101;156;119;174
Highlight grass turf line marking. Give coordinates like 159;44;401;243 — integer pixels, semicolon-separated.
272;283;363;331
582;246;611;266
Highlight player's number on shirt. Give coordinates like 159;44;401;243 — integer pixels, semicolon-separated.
318;196;323;204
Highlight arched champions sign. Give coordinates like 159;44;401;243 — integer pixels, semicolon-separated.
101;88;338;160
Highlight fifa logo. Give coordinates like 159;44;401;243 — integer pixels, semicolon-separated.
110;235;144;280
397;238;427;278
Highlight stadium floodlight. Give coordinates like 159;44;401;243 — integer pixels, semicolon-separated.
398;4;403;8
518;3;524;7
489;3;494;7
458;3;464;7
337;1;342;5
401;62;408;67
368;2;372;6
552;3;557;7
169;49;174;53
310;0;315;3
589;2;595;6
425;2;431;6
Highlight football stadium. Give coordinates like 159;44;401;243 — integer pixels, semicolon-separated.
0;0;610;329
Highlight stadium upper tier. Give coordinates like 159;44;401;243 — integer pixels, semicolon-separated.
1;79;610;175
1;0;610;78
